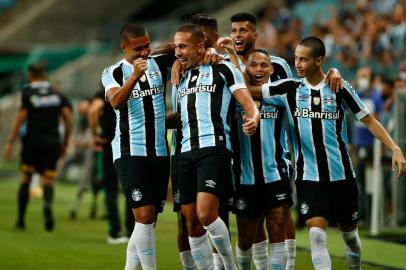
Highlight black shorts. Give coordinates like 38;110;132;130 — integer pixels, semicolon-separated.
234;179;293;218
177;146;232;205
114;155;169;211
21;142;60;177
296;179;359;226
170;155;181;212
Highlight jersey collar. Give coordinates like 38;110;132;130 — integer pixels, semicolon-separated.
304;75;326;90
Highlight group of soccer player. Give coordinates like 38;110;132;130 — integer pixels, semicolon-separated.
100;11;406;270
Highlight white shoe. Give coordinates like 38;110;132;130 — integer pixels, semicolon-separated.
107;235;129;244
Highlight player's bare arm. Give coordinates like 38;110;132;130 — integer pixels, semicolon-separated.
61;105;73;157
361;114;406;177
87;98;107;152
107;58;148;109
5;108;28;159
233;89;259;135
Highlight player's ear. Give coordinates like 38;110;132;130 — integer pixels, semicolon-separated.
120;42;126;52
315;56;323;66
197;41;206;54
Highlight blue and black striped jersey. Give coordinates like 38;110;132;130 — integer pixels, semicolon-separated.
231;56;293;185
177;61;246;153
101;54;176;161
262;77;370;182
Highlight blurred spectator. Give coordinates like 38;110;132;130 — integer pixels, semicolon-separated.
352;66;384;224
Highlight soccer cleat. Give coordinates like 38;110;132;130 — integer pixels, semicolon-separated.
15;220;25;231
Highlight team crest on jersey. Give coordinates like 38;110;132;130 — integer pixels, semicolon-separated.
131;189;142;202
300;202;309;214
140;75;147;82
191;75;198;82
313;97;321;106
149;71;159;80
236;199;246;210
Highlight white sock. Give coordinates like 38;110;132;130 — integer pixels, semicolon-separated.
180;250;198;270
133;222;156;270
309;227;331;270
236;243;252;270
285;239;296;270
189;233;214;270
213;252;225;270
342;228;361;270
270;242;288;270
252;240;269;270
203;217;237;270
125;225;141;270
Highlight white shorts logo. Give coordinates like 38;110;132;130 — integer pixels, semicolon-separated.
276;193;287;200
301;202;309;215
352;211;359;220
131;189;142;202
236;199;246;210
205;180;216;188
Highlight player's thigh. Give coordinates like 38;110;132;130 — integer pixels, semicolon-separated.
114;156;153;209
177;151;197;205
234;184;263;218
296;181;330;222
148;156;170;213
332;179;359;227
196;146;231;197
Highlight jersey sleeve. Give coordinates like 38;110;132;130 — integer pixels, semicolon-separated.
21;90;32;110
101;64;123;99
261;79;297;107
60;94;73;110
217;61;246;93
151;54;177;82
341;80;370;120
270;56;293;81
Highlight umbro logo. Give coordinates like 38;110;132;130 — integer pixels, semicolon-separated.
149;71;159;80
276;193;287;200
200;72;210;78
352;212;359;220
205;180;216;188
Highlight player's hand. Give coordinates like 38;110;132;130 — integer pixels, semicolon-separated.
203;48;222;65
132;58;148;79
325;68;343;93
392;148;406;178
242;115;259;136
171;59;182;86
217;37;236;54
92;136;107;152
4;142;13;160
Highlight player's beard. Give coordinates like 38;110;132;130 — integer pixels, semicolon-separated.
237;40;254;56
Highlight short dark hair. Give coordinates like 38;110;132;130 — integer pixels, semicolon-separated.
251;48;269;57
230;12;257;25
176;24;206;43
120;23;147;43
190;13;218;31
299;36;326;58
28;63;46;77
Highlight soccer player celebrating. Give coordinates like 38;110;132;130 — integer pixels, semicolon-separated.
173;24;259;270
102;23;177;270
249;36;406;270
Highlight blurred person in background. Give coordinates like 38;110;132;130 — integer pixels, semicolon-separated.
351;66;384;224
88;88;134;244
5;63;72;231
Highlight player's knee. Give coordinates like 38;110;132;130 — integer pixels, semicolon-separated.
134;208;156;224
342;228;361;252
237;235;253;250
197;209;217;226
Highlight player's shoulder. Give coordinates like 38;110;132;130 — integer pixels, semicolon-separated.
102;59;125;77
270;77;302;87
270;55;289;66
340;79;357;95
215;60;240;72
